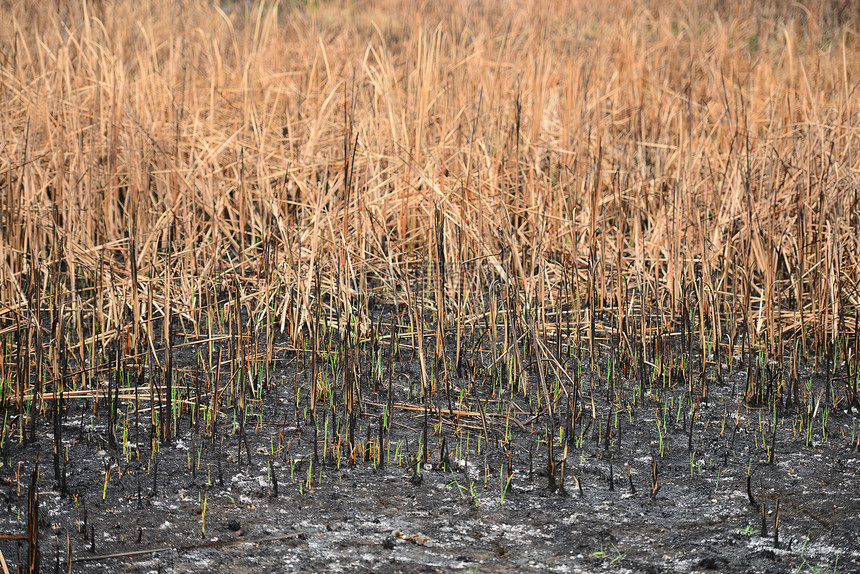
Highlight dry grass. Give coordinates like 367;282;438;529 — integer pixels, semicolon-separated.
1;0;859;434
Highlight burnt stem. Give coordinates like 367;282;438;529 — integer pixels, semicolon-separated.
27;460;39;574
746;474;757;507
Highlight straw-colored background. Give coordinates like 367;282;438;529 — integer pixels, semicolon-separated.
2;0;858;361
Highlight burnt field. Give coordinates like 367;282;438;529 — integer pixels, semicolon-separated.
3;295;860;573
2;0;860;572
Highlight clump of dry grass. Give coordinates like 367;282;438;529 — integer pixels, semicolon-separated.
0;0;859;452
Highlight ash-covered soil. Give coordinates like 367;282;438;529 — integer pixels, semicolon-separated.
2;326;858;573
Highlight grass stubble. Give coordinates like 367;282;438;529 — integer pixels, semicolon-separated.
0;0;859;571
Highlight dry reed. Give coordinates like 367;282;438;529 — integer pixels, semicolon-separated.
0;0;859;441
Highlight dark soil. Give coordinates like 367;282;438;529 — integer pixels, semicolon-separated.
2;305;859;574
